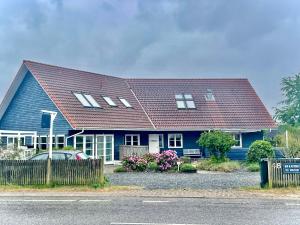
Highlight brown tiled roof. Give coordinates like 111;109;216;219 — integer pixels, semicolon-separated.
24;61;154;129
23;60;276;130
126;79;276;130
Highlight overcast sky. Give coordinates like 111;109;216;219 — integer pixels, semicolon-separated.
1;0;300;114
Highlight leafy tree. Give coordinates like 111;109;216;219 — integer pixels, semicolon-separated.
275;74;300;126
247;140;274;163
276;125;300;158
197;131;236;161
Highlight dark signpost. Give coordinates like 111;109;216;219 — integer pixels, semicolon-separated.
283;163;300;174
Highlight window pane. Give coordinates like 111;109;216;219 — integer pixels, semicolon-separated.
176;101;186;109
132;141;139;146
169;140;175;147
84;94;101;108
175;94;184;99
74;93;91;107
52;153;66;160
119;98;132;108
125;136;131;145
176;140;182;147
103;96;117;106
132;135;138;142
184;94;193;100
175;134;182;140
186;100;196;109
57;136;64;143
159;134;164;148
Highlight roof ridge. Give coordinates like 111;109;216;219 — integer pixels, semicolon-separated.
126;78;249;80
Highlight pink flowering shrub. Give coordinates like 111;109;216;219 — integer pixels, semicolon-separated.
156;150;178;171
143;153;158;163
122;155;148;172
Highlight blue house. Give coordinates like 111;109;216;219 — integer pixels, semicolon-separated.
0;60;276;163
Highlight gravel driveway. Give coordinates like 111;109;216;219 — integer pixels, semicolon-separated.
107;171;260;190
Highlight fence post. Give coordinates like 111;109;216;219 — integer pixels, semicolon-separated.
267;158;272;188
46;158;52;185
99;157;104;184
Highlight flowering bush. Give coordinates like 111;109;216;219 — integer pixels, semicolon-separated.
122;155;148;172
156;150;178;171
142;153;158;163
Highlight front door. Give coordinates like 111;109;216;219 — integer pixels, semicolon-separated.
149;134;160;154
96;135;114;164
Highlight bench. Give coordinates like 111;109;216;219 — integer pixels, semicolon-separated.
183;149;202;157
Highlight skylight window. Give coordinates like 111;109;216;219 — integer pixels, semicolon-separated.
205;89;215;101
119;98;132;108
175;94;196;109
84;94;101;108
103;96;117;107
74;93;92;107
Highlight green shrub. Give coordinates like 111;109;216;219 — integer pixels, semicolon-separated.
122;156;147;172
113;166;127;173
180;163;197;173
247;140;274;163
143;153;157;163
63;146;74;151
197;131;236;161
245;163;260;172
148;162;159;171
196;158;241;172
180;156;191;164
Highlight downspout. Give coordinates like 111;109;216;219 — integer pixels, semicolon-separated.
66;128;85;147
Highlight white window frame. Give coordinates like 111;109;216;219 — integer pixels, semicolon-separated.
125;134;140;146
74;93;92;107
168;133;183;148
39;135;48;150
232;133;242;148
159;134;164;148
74;135;95;156
84;94;101;108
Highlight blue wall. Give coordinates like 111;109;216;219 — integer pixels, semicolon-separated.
0;72;72;135
70;130;264;160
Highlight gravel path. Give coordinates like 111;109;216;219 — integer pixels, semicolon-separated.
107;171;260;190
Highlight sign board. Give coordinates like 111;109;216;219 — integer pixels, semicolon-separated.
41;113;51;129
283;163;300;174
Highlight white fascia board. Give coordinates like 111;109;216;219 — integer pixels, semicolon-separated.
0;64;28;120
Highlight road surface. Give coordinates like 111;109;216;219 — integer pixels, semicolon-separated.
0;196;299;225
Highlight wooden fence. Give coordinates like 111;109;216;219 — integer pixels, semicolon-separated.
119;145;149;159
0;159;104;185
263;158;300;188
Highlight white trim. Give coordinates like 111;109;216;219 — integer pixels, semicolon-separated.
231;133;242;148
124;134;140;146
168;133;183;148
96;134;114;164
159;134;164;148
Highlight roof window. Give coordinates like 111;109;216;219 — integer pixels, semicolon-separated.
175;94;196;109
103;96;117;107
205;89;215;101
119;98;132;108
74;93;101;108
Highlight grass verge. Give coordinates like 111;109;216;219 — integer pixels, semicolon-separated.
244;162;260;172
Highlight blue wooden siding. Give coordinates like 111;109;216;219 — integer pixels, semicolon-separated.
0;71;72;135
70;130;264;160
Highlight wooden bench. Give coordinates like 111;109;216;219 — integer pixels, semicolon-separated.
183;149;202;157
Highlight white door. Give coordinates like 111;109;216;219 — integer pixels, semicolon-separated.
149;134;160;154
96;135;114;164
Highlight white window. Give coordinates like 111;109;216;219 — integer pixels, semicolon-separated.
119;98;132;108
159;134;164;148
232;133;242;148
84;94;101;108
168;133;183;148
125;134;140;146
57;136;65;149
74;93;91;107
103;96;117;106
175;94;196;109
205;89;215;101
74;135;94;157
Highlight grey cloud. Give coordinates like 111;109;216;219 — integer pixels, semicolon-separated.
1;0;300;114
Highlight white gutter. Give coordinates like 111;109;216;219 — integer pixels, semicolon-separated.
66;128;84;144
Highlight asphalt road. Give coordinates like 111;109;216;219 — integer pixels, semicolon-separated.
0;196;299;225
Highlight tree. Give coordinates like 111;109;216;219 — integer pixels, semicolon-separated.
275;73;300;126
247;140;274;163
197;131;236;161
276;125;300;158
